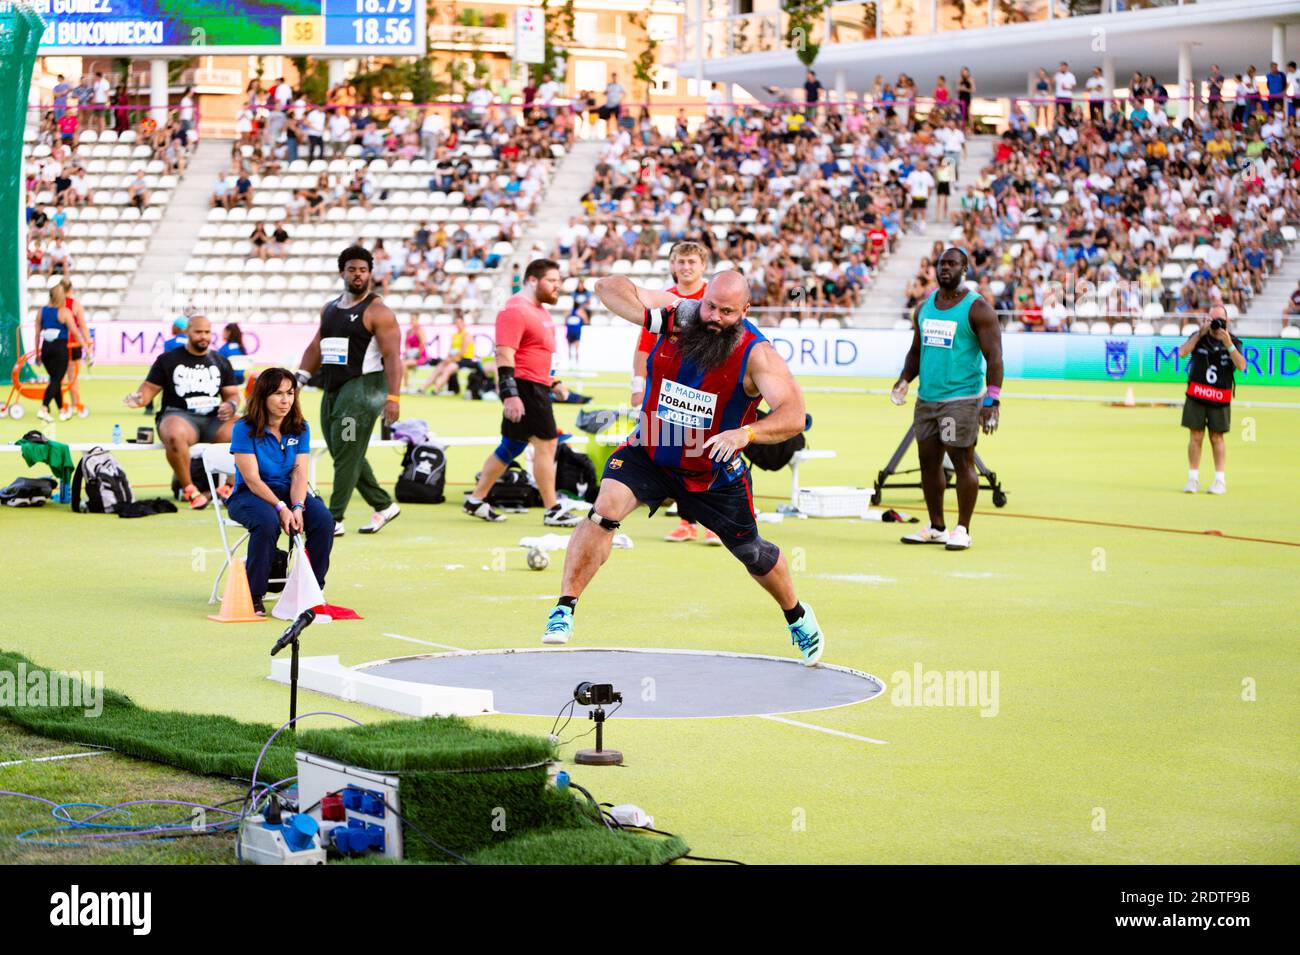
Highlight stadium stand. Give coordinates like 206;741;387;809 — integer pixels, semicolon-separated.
23;106;198;330
907;84;1300;334
176;106;573;328
544;103;973;328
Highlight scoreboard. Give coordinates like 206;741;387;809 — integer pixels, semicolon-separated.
32;0;426;56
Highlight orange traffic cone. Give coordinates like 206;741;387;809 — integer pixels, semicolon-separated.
208;558;266;623
1123;386;1136;407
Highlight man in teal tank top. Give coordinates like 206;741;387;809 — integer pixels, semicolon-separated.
890;248;1003;550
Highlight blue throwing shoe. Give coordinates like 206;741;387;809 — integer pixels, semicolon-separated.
788;603;824;666
542;605;573;645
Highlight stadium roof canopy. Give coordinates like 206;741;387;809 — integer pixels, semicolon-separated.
675;0;1300;100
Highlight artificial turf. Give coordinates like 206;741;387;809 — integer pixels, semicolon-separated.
1;369;1296;864
0;651;685;863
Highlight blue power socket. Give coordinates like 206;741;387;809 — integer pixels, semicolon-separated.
340;785;386;819
330;818;386;855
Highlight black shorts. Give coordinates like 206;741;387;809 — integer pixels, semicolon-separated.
158;409;225;443
502;378;557;441
566;331;582;344
936;181;950;196
911;196;927;209
1181;396;1230;434
603;444;759;549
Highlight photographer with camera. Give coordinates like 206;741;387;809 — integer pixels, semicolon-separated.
1179;305;1246;495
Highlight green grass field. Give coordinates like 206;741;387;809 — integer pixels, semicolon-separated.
1;369;1297;864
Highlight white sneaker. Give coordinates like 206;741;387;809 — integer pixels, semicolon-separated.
1207;479;1226;495
58;407;74;421
543;504;583;528
36;407;53;423
945;525;972;550
901;525;949;544
333;521;345;537
359;503;401;534
463;498;507;522
1183;479;1199;493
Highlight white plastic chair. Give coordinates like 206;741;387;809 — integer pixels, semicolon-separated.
203;444;255;604
203;443;302;604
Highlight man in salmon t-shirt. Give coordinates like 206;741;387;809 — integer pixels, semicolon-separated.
630;240;719;544
463;258;582;527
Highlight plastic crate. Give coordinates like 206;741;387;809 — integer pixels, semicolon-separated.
796;486;873;518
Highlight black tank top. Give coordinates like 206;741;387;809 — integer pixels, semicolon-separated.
318;293;380;391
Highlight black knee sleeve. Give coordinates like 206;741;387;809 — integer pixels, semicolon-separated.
588;510;621;532
728;536;780;576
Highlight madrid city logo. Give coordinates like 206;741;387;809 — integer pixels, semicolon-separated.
1105;339;1129;379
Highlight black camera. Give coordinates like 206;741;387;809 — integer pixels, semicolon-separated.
574;682;620;707
1210;318;1227;331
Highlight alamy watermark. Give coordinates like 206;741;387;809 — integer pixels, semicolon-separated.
889;663;999;717
0;663;104;717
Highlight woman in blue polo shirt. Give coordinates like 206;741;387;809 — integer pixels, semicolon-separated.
225;367;334;616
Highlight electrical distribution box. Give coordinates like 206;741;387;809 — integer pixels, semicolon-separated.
296;752;405;861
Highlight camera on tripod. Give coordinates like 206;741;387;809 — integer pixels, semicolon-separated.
572;683;623;765
574;682;620;707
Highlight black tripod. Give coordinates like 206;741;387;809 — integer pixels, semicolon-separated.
872;424;1007;508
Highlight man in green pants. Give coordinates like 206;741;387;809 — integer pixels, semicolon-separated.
296;245;404;536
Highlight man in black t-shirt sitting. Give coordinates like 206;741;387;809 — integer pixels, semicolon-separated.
1177;304;1247;496
123;314;241;509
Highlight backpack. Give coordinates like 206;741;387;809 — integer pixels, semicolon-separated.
555;443;598;503
742;409;807;472
481;462;543;509
71;447;134;514
464;367;493;400
0;476;57;507
395;442;447;504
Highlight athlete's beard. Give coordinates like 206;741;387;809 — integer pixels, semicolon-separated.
677;315;743;369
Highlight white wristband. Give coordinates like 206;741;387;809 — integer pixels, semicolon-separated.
630;375;646;394
275;501;286;512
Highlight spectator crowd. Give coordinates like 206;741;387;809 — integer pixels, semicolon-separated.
549;102;975;319
25;72;199;284
906;59;1300;329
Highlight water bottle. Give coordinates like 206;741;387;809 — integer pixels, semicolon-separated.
112;423;122;444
